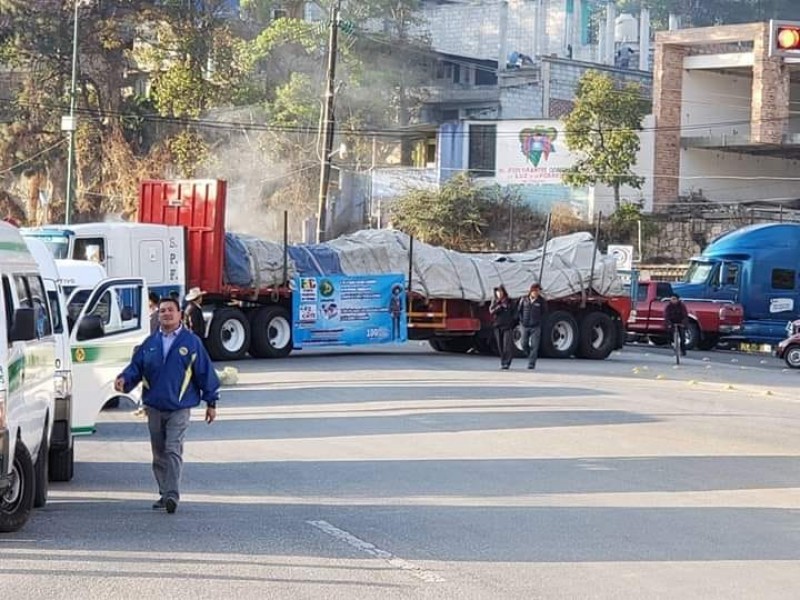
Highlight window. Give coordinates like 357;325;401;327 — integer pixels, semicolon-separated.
2;276;13;345
26;276;52;338
723;263;740;286
81;283;143;338
683;261;715;285
468;124;496;177
475;65;498;86
47;291;64;334
14;275;31;308
73;237;105;264
772;268;795;290
656;282;674;299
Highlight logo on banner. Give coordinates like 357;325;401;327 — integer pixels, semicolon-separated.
519;127;558;167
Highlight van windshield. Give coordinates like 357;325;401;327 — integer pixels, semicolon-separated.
683;261;716;285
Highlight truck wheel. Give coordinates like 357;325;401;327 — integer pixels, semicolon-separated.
439;338;474;353
33;429;49;509
207;308;251;361
696;334;719;351
474;335;495;356
49;445;74;483
249;306;293;359
784;345;800;369
429;339;446;352
541;311;579;359
0;440;35;533
648;336;670;346
577;312;616;360
684;321;701;351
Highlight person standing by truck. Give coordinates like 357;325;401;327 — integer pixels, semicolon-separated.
518;283;547;369
665;294;689;356
114;297;219;514
183;287;206;338
490;286;517;370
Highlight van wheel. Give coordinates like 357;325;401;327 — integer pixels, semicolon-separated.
33;431;49;508
541;311;579;358
207;308;251;361
49;445;74;483
577;312;616;360
0;440;35;533
249;306;293;358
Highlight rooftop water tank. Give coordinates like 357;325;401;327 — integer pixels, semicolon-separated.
615;13;638;43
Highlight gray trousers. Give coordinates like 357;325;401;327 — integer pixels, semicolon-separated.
521;326;542;367
147;407;191;501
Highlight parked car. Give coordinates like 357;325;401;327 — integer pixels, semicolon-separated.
628;280;744;350
776;319;800;368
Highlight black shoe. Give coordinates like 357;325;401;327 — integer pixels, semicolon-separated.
527;364;536;370
681;351;687;357
501;365;510;370
165;497;178;514
152;498;165;510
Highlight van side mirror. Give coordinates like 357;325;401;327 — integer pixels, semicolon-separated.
76;314;105;341
10;308;36;342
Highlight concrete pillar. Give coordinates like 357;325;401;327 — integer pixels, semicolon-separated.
751;23;790;145
639;8;650;71
652;42;687;211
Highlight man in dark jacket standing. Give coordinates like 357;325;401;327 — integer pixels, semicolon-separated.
665;294;689;356
518;283;547;369
115;297;219;514
490;285;517;370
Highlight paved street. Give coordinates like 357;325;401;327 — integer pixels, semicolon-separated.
2;345;799;600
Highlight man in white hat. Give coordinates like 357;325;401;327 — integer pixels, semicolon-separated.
184;287;206;338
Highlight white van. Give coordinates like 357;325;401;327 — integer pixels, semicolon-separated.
24;239;74;482
0;223;56;532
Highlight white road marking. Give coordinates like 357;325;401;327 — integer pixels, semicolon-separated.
307;519;446;583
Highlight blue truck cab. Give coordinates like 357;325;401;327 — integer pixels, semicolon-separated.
672;223;800;344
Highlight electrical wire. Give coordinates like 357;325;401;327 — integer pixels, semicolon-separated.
0;139;67;174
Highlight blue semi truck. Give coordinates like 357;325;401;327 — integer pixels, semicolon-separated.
672;223;800;345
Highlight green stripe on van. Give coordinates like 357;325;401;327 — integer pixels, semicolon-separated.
72;345;135;365
0;241;29;252
71;426;96;436
8;356;24;393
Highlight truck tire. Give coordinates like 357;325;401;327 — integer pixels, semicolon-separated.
648;335;670;346
684;320;701;351
0;440;35;533
249;306;293;359
541;311;579;359
577;312;616;360
696;334;719;351
429;339;446;352
439;338;474;353
207;308;251;361
49;445;74;483
33;429;49;509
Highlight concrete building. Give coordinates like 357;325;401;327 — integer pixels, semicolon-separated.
652;22;800;211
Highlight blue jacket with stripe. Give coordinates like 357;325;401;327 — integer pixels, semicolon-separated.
119;328;220;412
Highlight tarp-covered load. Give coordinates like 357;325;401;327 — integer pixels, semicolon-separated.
223;229;623;303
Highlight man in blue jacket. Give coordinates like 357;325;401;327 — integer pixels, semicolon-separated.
115;297;220;514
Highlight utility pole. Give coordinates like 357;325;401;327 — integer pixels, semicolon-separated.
63;0;82;225
316;0;341;244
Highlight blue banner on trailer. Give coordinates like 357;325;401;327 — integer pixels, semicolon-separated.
292;274;408;347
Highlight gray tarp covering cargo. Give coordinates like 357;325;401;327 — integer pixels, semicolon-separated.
224;229;623;303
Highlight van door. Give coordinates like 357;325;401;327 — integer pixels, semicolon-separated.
69;278;147;436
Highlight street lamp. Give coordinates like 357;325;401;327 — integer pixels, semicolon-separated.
62;0;91;225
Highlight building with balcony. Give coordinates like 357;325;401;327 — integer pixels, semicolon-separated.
652;21;800;211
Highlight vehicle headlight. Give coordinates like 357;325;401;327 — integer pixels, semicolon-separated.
54;372;72;398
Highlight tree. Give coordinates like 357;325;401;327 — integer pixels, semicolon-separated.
562;71;647;211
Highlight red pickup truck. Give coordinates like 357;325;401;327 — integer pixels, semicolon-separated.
628;280;744;350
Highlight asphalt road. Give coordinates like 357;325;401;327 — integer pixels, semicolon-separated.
2;344;799;600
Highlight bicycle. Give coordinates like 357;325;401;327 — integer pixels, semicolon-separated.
671;324;684;365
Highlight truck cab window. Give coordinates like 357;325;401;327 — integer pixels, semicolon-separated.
73;238;106;264
723;264;740;286
771;269;795;290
